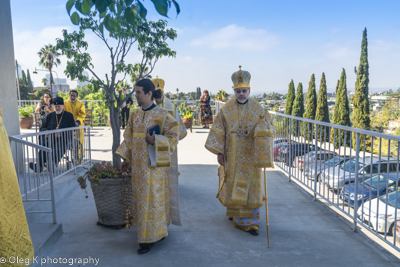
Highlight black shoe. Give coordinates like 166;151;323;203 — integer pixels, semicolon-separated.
29;162;42;173
247;229;259;236
228;217;233;221
137;243;154;254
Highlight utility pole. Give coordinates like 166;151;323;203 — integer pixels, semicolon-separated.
15;60;21;105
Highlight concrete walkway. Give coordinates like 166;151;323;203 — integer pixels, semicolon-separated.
33;126;400;266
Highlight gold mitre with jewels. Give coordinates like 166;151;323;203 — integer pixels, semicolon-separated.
231;66;251;89
152;77;165;92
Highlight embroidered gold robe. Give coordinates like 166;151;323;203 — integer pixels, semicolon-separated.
116;106;178;243
0;106;34;265
155;97;187;226
64;99;86;156
205;97;275;218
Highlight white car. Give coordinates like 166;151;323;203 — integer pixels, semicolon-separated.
293;151;336;170
357;191;400;235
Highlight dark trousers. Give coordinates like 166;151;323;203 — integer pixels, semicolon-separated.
121;107;130;129
37;135;68;168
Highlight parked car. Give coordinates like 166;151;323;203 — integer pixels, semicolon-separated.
273;138;292;145
304;156;351;181
273;141;298;160
340;173;400;208
293;150;337;170
321;157;399;190
396;221;400;245
277;143;321;166
357;191;400;235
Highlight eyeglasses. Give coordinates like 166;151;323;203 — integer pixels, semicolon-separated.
44;96;51;99
234;89;248;94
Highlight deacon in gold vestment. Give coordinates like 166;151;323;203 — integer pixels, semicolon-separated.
0;106;35;266
205;67;275;236
117;79;179;254
64;90;86;156
152;77;187;226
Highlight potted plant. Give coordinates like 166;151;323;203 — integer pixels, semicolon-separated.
18;105;34;129
178;105;194;133
78;161;133;229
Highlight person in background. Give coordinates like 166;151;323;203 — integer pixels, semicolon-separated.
64;90;86;156
35;92;54;128
120;87;133;130
200;90;213;128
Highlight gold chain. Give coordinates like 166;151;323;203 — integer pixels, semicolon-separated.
55;111;64;129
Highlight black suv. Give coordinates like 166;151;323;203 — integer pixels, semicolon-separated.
277;143;321;166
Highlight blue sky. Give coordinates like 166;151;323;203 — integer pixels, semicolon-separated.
10;0;400;94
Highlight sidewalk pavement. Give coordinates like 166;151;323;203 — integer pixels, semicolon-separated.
32;126;400;266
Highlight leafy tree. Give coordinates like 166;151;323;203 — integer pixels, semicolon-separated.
284;80;295;115
42;78;48;86
315;72;330;142
21;70;27;85
57;9;176;168
66;0;180;27
272;103;280;112
165;92;172;99
303;74;317;140
291;82;304;136
196;87;201;99
331;69;351;148
352;28;370;150
34;87;51;99
38;44;61;96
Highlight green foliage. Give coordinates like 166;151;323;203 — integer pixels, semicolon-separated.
58;91;70;100
38;44;61;95
34;88;51;99
18;78;31;100
291;82;304;136
18;105;34;117
303;74;317;140
215;89;228;102
331;69;351;148
42;78;48;86
352;28;370;151
66;0;180;29
315;72;330;142
284;79;295;115
177;103;193;119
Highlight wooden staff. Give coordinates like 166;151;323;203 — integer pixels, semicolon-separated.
264;167;270;248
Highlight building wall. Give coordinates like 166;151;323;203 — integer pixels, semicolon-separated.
0;0;20;137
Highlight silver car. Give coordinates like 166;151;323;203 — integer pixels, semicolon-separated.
304;156;350;181
321;157;399;190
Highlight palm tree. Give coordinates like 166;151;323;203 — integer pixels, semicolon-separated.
41;78;48;86
215;89;228;102
38;44;61;96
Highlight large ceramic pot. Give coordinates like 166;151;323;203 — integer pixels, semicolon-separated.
19;116;33;129
182;118;193;133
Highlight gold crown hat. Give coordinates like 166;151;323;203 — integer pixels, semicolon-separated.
152;77;165;92
231;65;251;89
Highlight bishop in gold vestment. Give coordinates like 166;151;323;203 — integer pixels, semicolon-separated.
205;67;275;234
117;88;179;245
152;78;187;226
0;106;35;266
64;90;86;156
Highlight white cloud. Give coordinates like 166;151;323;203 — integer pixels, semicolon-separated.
190;24;279;51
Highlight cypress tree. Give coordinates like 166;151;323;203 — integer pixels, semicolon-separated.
315;72;330;142
21;70;27;85
352;28;370;150
26;69;33;92
331;69;351;148
303;74;317;140
291;82;304;136
284;80;295;115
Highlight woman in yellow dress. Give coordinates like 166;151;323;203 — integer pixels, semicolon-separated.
0;106;34;266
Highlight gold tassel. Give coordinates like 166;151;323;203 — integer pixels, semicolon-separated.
125;208;132;229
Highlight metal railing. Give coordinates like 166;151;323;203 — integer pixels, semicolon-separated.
9;126;92;222
270;111;400;252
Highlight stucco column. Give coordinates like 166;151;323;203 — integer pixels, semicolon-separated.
0;0;20;137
